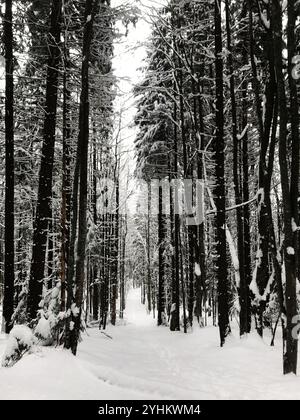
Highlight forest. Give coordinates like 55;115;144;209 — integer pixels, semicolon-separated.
0;0;299;401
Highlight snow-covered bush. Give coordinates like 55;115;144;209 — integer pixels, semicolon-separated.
2;325;34;367
2;283;66;367
34;282;66;345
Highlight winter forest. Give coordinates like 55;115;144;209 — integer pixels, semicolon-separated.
0;0;299;401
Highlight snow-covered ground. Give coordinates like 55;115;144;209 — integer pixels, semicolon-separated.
0;288;299;400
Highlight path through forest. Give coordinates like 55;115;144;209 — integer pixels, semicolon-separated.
0;287;300;399
77;288;300;400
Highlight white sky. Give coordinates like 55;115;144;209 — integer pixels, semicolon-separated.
112;0;152;163
111;0;166;214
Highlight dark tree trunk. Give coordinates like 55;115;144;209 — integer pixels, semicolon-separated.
196;34;209;321
92;140;99;320
225;0;249;336
241;46;252;333
61;33;71;312
248;1;268;337
248;0;278;337
69;0;98;355
147;182;152;313
195;72;206;323
3;0;15;333
287;0;300;284
215;0;230;346
64;124;81;347
110;174;119;326
169;62;180;332
179;225;187;333
119;214;127;318
169;175;180;331
100;202;109;330
47;209;54;288
157;184;166;325
273;0;298;375
178;68;195;327
27;0;62;321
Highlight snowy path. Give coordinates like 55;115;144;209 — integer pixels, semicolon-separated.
0;287;300;399
77;288;300;400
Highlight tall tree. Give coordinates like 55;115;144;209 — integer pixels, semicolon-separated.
225;0;250;336
27;0;62;321
66;0;99;355
157;182;166;326
273;0;298;375
215;0;230;346
3;0;15;334
60;0;72;312
287;0;300;282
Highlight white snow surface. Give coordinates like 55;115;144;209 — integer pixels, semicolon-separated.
1;288;300;399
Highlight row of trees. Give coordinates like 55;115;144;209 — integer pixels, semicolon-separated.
133;0;300;374
1;0;299;377
0;0;135;357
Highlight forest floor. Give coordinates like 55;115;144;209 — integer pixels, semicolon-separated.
0;288;299;399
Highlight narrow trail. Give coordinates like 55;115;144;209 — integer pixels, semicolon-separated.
77;287;298;400
121;288;154;327
0;287;299;400
78;288;192;399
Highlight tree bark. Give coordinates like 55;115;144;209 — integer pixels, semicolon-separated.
69;0;98;355
287;0;300;282
3;0;15;333
273;0;298;375
61;26;71;312
92;139;99;320
157;184;166;325
225;0;249;336
110;171;119;326
27;0;62;321
215;0;230;346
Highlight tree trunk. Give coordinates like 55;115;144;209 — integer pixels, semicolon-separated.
248;0;277;337
225;0;249;336
3;0;15;333
61;31;71;312
215;0;230;346
110;173;119;326
119;214;127;318
92;139;99;320
169;61;180;331
273;0;298;375
287;0;300;283
27;0;62;321
157;184;166;325
241;43;252;333
69;0;98;355
147;182;152;313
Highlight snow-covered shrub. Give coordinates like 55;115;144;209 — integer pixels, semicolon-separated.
34;282;66;345
2;325;34;367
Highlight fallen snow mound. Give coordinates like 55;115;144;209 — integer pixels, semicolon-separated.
2;325;34;368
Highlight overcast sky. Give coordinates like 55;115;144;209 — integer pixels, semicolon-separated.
111;0;166;213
